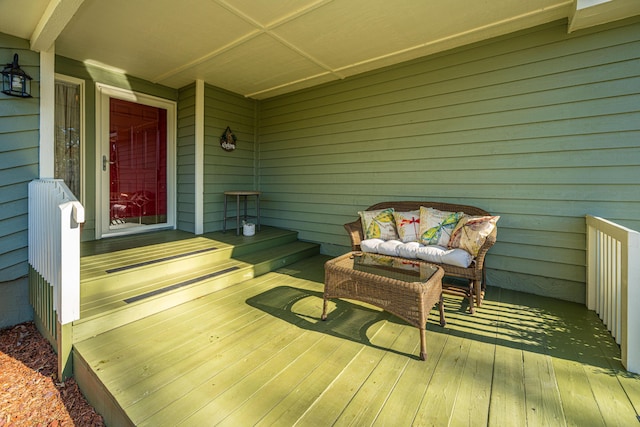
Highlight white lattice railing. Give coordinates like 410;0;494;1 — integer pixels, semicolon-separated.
586;215;640;373
28;179;85;328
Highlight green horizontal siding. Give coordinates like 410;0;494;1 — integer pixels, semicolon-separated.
0;33;39;282
0;32;38;327
203;84;257;232
257;18;640;303
177;84;196;232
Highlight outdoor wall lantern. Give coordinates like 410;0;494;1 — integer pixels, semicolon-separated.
2;54;32;98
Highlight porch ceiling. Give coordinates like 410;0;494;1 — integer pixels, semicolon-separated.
1;0;639;100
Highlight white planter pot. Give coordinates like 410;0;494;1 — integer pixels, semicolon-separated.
243;222;255;236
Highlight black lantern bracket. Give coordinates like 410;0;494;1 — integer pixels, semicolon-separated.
2;54;33;98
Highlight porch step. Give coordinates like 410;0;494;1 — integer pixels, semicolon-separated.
80;227;300;289
74;228;320;343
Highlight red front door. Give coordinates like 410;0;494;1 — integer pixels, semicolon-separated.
108;98;168;228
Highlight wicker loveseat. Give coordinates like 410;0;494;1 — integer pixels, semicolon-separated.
344;201;497;313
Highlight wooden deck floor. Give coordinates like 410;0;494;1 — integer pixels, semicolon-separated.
73;253;640;426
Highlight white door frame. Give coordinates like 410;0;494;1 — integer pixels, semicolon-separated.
95;83;176;239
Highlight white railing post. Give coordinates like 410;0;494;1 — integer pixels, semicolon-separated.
29;179;85;326
29;179;84;380
624;230;640;373
586;215;640;374
58;200;84;324
586;218;597;311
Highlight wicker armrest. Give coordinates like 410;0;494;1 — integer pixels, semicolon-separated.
344;219;363;251
472;229;497;271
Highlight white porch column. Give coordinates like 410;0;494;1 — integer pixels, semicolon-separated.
39;46;55;178
194;79;205;234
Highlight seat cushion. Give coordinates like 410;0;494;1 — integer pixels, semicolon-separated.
360;239;473;268
361;238;385;253
377;240;405;256
416;245;473;268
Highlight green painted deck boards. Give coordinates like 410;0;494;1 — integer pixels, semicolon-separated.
73;250;640;426
74;228;319;343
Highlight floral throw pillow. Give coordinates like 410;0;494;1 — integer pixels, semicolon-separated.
448;215;499;256
359;208;398;240
419;207;464;247
394;210;420;242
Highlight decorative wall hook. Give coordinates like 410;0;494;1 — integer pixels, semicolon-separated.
220;127;237;152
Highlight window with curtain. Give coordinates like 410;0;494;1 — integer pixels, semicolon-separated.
54;79;82;198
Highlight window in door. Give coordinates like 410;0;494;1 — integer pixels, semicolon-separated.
54;76;84;200
109;98;168;227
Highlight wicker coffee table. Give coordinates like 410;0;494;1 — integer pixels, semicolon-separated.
322;252;445;360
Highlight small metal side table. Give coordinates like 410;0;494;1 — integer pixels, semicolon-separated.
223;191;261;235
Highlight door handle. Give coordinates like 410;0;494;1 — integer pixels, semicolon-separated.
102;155;114;171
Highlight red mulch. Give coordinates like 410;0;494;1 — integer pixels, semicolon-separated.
0;322;105;427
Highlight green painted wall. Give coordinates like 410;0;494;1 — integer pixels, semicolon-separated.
176;83;257;232
257;18;640;303
0;33;38;326
203;84;257;232
177;83;196;232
